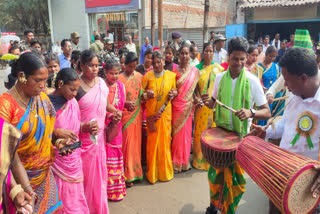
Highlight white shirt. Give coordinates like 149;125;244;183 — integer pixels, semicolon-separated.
126;43;136;54
190;58;200;67
4;66;11;83
262;44;270;53
213;48;227;64
52;44;62;56
212;70;267;132
266;86;320;160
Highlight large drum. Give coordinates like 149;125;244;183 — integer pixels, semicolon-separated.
237;136;320;214
200;127;241;169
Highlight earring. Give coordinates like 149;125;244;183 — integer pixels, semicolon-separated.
20;73;27;84
59;80;64;86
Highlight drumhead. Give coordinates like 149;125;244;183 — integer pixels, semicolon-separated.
283;163;320;214
200;127;240;152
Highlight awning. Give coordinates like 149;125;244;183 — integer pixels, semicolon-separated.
239;0;320;8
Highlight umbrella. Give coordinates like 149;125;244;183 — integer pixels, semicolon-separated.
1;54;19;60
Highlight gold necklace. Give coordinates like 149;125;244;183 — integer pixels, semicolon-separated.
82;77;96;88
14;86;29;108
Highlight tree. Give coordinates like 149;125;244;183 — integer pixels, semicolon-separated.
0;0;49;34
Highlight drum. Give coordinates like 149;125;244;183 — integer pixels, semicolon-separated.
237;136;320;214
200;127;241;169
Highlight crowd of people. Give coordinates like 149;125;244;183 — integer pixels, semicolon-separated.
1;27;320;214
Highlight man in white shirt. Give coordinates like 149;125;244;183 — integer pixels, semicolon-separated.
247;47;320;214
125;35;136;54
213;34;227;64
271;33;281;50
262;35;270;53
202;36;270;214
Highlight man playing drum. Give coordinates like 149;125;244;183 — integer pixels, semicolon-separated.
247;47;320;214
202;37;271;214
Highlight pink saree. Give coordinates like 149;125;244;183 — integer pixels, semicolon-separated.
171;66;200;172
78;78;109;214
105;80;126;201
51;98;89;214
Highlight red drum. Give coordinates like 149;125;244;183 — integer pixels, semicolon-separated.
200;127;241;169
237;136;320;214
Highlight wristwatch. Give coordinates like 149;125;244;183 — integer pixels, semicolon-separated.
250;109;256;118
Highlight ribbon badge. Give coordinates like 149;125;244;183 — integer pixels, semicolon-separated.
291;111;317;149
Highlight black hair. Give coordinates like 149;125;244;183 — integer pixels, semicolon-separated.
118;46;129;56
265;45;277;56
202;42;212;54
279;47;318;77
178;43;190;54
190;45;196;53
281;39;288;44
104;58;120;71
210;31;215;34
45;53;59;65
248;45;258;54
125;52;138;65
61;39;71;48
71;50;81;62
257;44;263;47
30;39;42;47
8;45;21;54
119;53;127;61
264;35;270;40
165;45;175;55
227;37;249;55
13;40;19;44
47;68;79;88
144;48;153;58
248;39;255;45
190;41;196;46
11;52;45;78
167;41;172;46
24;29;33;36
80;49;98;65
152;50;163;60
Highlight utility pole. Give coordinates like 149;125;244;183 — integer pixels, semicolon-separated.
203;0;210;43
158;0;163;49
151;0;155;46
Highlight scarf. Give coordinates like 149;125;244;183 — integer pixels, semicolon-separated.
215;68;251;135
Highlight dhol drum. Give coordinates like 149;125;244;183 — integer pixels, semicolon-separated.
200;127;241;169
237;136;320;214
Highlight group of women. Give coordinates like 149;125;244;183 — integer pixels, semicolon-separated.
0;37;282;214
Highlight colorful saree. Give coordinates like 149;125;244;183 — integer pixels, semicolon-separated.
193;62;223;170
105;80;126;201
119;72;143;183
0;118;21;213
77;78;109;214
258;62;282;126
245;64;263;81
50;97;89;214
0;92;62;214
142;70;176;184
171;66;201;172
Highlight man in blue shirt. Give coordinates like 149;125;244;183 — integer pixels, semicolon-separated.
59;39;72;69
140;37;152;64
275;39;287;63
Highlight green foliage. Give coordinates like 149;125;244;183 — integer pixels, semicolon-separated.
0;0;49;34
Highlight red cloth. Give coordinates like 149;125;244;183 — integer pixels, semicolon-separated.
220;62;229;71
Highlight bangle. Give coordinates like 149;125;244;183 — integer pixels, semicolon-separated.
28;191;38;204
55;138;64;148
9;184;24;201
23;184;32;191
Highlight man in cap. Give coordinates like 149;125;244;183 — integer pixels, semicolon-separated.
100;38;119;63
70;32;80;51
170;31;183;64
213;34;227;64
90;33;104;54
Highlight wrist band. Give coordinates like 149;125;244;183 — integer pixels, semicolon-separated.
55;138;64;148
9;184;24;201
23;184;32;191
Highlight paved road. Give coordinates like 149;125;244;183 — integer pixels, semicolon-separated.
109;169;269;214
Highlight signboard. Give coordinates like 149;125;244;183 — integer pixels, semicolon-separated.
85;0;140;13
106;13;126;22
1;32;16;36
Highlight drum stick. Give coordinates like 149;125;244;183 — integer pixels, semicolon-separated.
216;100;237;113
272;96;289;102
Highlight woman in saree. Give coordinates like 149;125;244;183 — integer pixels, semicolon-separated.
76;49;109;214
142;50;177;184
245;45;263;81
118;52;143;186
164;46;178;71
48;68;90;214
0;52;72;214
258;46;282;126
193;43;224;170
103;59;127;201
171;44;201;173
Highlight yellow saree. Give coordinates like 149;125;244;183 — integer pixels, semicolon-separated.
142;70;176;184
193;62;224;170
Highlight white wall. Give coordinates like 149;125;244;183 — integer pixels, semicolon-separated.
50;0;90;50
